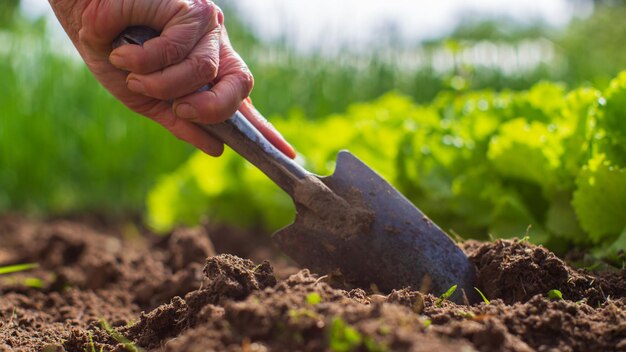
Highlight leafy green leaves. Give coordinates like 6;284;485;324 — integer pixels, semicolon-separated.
573;154;626;241
602;71;626;149
488;118;564;189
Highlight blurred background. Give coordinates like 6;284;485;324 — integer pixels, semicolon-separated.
1;0;625;260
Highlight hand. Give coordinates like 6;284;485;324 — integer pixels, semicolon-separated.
48;0;296;158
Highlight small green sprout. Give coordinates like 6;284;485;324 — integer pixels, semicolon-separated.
84;331;103;352
459;310;476;319
435;285;457;307
288;308;320;321
306;292;322;305
23;277;44;289
548;289;563;301
100;320;143;352
474;287;490;305
328;317;362;352
423;319;432;328
522;225;532;242
0;263;38;275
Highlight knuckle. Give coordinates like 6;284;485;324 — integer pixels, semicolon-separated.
147;81;173;101
161;40;187;66
239;68;254;95
201;0;218;17
189;0;219;26
125;55;148;73
193;56;219;83
77;27;93;46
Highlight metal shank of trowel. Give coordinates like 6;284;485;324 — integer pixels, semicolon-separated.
113;26;312;196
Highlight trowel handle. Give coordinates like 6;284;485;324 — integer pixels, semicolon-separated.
113;27;310;195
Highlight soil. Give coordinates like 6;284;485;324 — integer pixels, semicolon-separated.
0;215;624;352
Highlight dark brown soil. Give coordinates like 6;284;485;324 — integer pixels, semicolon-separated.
0;215;624;352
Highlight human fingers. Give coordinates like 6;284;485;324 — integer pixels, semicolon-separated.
123;26;221;100
152;109;225;156
171;47;254;125
98;0;220;73
238;98;297;159
109;0;221;74
80;0;199;58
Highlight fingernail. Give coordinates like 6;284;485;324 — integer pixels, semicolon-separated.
127;78;146;94
175;104;198;120
109;53;129;70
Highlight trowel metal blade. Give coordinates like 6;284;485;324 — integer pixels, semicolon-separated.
272;151;478;304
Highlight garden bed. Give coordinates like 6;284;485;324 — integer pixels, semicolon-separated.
0;215;624;351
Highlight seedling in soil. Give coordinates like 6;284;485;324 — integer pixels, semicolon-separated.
307;292;322;305
0;263;38;275
548;289;563;301
435;285;458;307
474;287;490;305
22;277;44;288
288;308;321;322
328;317;362;352
100;320;143;352
521;225;533;242
85;331;103;352
458;310;476;319
423;319;432;328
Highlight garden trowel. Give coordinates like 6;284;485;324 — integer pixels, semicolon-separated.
115;27;478;304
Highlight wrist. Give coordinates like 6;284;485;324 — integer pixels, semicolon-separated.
48;0;88;43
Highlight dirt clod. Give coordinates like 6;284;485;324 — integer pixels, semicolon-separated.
466;239;626;305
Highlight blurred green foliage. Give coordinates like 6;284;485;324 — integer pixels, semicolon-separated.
0;28;195;215
560;4;626;88
219;3;556;119
148;74;626;260
0;0;20;29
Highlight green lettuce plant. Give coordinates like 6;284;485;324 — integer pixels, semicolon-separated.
147;73;626;261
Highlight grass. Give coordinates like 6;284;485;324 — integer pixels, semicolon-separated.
435;285;458;307
100;320;143;352
0;263;38;275
0;31;195;215
0;263;43;290
85;331;103;352
474;287;491;305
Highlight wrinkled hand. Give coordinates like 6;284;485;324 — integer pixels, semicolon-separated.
48;0;295;158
